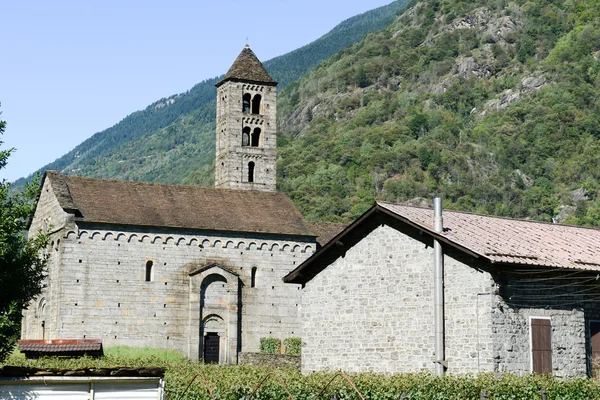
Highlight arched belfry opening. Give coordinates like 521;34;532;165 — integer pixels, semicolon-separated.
251;128;261;147
242;93;251;114
242;127;251;146
248;162;255;183
252;94;261;114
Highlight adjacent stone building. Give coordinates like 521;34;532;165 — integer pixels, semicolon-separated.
22;46;343;364
285;202;600;377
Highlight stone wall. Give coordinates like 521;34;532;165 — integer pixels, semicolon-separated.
23;222;314;363
300;223;599;377
489;271;600;377
23;178;72;341
300;224;494;374
238;352;301;370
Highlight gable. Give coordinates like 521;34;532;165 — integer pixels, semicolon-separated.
29;176;70;236
285;202;600;284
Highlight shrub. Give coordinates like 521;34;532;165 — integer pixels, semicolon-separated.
283;337;301;356
259;337;281;354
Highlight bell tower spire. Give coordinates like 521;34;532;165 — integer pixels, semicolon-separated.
215;46;277;192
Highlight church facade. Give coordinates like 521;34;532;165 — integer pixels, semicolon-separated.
21;46;333;364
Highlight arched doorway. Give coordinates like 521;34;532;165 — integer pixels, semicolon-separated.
188;263;240;363
202;314;224;364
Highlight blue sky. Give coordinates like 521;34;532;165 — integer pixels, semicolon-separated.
0;0;394;182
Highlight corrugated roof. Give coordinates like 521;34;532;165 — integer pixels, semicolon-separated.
378;201;600;271
44;171;314;237
216;45;276;87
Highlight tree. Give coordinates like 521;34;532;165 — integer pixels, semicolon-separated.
0;104;49;362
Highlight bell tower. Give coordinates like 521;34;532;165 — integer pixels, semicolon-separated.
215;45;277;192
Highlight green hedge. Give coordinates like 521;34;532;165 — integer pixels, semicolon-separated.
259;337;281;354
283;337;301;356
4;351;600;399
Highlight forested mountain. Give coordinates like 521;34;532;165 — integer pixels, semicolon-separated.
17;0;600;229
275;0;600;226
12;0;410;189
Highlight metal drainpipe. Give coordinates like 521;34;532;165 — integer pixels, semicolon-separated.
433;197;446;376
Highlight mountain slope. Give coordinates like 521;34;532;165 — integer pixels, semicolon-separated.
274;0;600;226
13;0;410;188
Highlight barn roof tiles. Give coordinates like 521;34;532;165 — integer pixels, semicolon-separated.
216;45;276;86
44;171;314;237
377;202;600;271
285;202;600;284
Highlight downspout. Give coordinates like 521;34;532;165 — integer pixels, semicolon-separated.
434;197;446;376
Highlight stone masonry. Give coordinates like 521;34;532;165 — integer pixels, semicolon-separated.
300;224;598;377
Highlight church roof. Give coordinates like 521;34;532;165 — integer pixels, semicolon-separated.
43;171;314;237
306;222;347;248
285;201;600;284
216;45;276;87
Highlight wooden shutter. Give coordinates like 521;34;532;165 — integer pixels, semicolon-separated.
591;321;600;377
531;318;552;374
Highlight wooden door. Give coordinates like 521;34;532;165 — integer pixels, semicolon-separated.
591;321;600;377
203;333;220;364
531;318;552;374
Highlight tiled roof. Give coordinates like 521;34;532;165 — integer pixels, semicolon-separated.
377;202;600;271
44;171;314;237
307;222;347;248
18;339;102;353
285;201;600;284
216;45;276;87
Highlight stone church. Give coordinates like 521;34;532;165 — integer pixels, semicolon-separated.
22;46;341;364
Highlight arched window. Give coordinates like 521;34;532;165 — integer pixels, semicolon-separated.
242;93;251;113
251;94;261;114
145;260;154;282
248;161;255;183
251;266;257;288
251;128;261;147
242;127;251;146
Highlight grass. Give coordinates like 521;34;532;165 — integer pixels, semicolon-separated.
104;346;187;362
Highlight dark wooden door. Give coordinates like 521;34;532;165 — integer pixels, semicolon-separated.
203;333;220;364
531;318;552;374
591;322;600;377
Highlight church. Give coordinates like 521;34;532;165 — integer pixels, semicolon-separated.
22;46;341;364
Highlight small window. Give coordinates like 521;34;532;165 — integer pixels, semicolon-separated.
242;93;251;113
251;267;257;288
251;128;261;147
145;261;154;282
248;161;255;183
252;94;262;114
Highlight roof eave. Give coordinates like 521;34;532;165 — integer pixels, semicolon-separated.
215;77;278;88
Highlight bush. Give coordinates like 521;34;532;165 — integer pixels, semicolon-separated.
4;350;600;399
259;337;281;354
283;337;301;356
